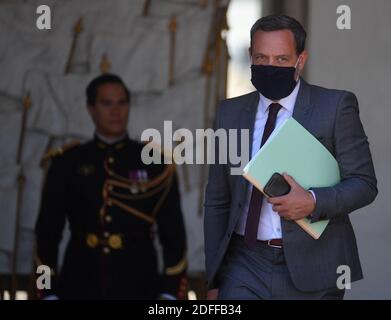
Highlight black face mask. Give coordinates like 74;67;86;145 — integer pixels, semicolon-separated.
251;63;298;100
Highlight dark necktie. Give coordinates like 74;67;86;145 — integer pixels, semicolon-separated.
244;103;282;248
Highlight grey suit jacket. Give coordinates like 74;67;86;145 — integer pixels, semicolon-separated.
204;79;378;292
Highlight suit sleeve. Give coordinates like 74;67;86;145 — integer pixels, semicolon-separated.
203;103;231;289
155;169;187;299
310;92;378;222
35;156;68;297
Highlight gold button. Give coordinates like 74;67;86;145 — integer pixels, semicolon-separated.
108;157;115;164
105;215;112;223
108;234;123;250
86;233;99;248
103;247;110;254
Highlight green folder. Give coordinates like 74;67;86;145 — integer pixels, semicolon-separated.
243;118;340;239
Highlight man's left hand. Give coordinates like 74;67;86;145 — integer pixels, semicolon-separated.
267;173;315;221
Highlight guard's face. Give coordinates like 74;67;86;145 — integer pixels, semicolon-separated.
88;83;129;139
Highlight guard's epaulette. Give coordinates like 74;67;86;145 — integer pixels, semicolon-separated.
41;140;81;165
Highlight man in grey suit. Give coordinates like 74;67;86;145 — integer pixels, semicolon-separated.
204;14;377;300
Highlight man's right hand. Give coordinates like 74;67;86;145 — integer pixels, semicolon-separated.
207;289;219;300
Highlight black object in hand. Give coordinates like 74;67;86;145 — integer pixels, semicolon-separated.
263;172;291;197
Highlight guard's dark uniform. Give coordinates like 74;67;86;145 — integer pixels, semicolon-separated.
35;135;187;299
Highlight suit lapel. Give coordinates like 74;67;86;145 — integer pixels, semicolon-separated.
238;91;259;199
240;91;259;157
292;79;313;130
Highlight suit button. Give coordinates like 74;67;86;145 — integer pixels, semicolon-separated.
103;232;110;238
238;203;242;209
108;157;115;164
103;247;110;254
105;215;112;223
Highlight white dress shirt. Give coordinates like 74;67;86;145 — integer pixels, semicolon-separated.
235;81;301;240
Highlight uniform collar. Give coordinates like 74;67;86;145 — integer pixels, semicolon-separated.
94;132;129;151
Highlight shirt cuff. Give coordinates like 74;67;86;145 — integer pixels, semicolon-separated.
309;190;317;202
308;190;317;220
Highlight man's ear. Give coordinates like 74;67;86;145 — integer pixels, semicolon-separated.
297;50;309;71
295;50;309;80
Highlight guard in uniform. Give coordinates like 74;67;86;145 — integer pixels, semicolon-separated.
35;74;187;300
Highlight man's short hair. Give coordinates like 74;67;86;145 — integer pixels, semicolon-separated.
250;14;307;54
86;73;131;106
